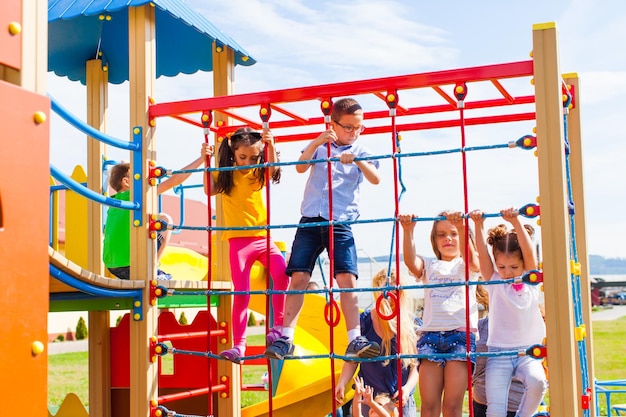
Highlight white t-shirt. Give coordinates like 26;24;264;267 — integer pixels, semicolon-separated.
487;271;546;348
418;257;480;333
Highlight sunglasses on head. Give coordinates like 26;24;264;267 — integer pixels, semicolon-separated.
231;131;262;140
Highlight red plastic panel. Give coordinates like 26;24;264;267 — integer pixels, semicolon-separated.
110;311;219;389
0;1;22;70
0;79;50;413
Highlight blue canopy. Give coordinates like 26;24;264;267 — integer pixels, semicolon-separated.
48;0;256;85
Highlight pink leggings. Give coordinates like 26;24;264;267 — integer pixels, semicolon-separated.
228;237;289;346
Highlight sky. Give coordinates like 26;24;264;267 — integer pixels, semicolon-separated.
48;0;626;261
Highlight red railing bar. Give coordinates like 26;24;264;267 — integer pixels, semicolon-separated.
150;60;534;118
269;103;310;124
491;79;516;103
157;329;226;342
157;384;227;404
432;85;457;107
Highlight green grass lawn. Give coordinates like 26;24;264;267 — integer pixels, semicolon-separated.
592;317;626;415
49;319;626;414
48;351;88;407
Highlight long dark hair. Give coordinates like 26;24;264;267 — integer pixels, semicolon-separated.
215;127;281;195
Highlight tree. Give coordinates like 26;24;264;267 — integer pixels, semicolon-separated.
179;311;188;325
247;311;257;326
75;317;88;340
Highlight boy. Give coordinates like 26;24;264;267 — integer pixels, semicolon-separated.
103;143;210;280
264;98;381;360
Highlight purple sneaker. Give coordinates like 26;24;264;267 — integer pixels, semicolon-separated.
219;347;244;364
266;328;282;345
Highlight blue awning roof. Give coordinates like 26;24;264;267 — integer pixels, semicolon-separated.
48;0;256;85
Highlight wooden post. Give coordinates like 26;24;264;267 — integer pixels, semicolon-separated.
564;72;596;416
532;22;580;417
86;58;111;417
0;0;46;92
128;5;158;417
212;42;241;417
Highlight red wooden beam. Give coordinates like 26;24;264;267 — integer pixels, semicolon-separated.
149;60;534;118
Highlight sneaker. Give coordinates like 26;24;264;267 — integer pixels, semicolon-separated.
157;269;173;280
266;328;282;345
345;336;381;359
264;336;294;360
219;347;244;364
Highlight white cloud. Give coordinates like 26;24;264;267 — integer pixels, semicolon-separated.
48;0;626;261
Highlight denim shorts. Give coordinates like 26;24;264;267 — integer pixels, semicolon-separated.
286;216;358;278
108;266;131;280
417;330;476;366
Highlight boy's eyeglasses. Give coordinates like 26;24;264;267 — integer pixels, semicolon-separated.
333;120;365;134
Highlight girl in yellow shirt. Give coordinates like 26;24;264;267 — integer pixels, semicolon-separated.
204;127;289;364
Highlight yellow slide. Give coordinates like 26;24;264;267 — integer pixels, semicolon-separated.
160;247;351;417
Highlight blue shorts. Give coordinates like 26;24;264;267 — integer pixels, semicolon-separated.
286;216;358;278
417;330;476;367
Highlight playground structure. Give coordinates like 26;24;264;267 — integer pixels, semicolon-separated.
0;1;601;417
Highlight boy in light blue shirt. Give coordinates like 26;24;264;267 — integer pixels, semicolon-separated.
265;98;382;360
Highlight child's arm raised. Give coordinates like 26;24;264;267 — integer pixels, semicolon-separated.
399;214;424;280
159;142;212;194
362;387;393;417
501;207;538;271
470;209;495;281
262;128;279;177
295;128;336;174
351;376;366;417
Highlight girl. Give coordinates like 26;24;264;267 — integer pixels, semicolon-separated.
469;207;547;417
399;211;480;417
472;286;525;417
335;268;419;417
204;127;290;364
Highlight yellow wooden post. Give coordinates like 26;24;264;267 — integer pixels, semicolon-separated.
564;72;596;416
50;177;59;250
128;5;158;417
65;165;88;268
532;22;580;417
86;58;111;417
213;42;241;416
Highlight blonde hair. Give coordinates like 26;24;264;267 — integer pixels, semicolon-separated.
371;269;418;369
476;284;489;311
429;211;476;260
